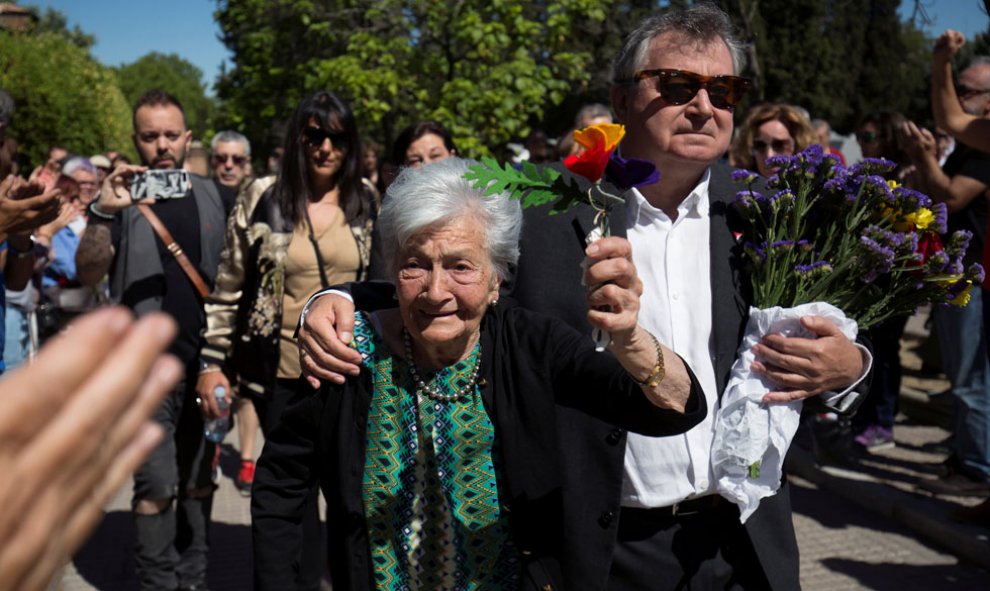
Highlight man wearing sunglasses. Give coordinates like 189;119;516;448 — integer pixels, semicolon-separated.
513;4;865;589
210;130;252;191
297;4;870;590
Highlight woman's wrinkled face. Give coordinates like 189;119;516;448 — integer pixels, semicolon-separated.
302;116;347;183
396;215;499;359
752;119;795;177
404;133;454;168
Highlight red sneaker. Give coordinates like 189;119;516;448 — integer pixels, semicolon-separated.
236;460;255;496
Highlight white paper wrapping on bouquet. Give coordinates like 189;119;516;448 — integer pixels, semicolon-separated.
711;301;857;523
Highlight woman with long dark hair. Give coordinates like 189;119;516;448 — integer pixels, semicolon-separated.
195;90;376;589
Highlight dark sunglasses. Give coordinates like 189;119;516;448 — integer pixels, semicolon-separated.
619;69;751;110
752;138;794;154
302;127;349;150
856;131;879;144
212;153;248;166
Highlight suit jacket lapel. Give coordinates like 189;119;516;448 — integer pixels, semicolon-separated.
708;164;748;398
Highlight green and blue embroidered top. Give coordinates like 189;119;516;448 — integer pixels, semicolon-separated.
353;311;520;590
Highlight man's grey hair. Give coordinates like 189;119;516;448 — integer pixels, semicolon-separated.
210;130;251;156
0;90;14;125
611;3;747;83
61;156;95;177
378;157;522;282
575;103;613;128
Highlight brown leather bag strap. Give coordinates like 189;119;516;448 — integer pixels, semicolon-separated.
136;203;210;298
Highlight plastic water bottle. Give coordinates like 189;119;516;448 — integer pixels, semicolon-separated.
203;385;231;443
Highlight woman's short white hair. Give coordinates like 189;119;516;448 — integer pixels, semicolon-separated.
378;157;522;281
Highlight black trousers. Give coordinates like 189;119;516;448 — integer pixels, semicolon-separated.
252;377;326;591
607;502;771;591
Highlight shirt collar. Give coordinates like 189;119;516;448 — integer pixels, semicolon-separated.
626;167;711;225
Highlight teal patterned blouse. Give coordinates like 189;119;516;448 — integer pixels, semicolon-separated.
352;311;520;590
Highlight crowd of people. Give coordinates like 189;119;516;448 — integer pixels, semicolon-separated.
0;3;989;590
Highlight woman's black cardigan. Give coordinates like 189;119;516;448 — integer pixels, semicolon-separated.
251;300;705;590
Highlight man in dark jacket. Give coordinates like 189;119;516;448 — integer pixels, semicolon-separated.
76;89;235;591
298;5;870;589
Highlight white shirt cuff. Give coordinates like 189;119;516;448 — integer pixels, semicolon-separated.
299;288;353;331
819;343;873;413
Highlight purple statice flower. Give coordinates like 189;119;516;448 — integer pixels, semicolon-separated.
892;187;932;209
765;154;794;170
796;144;825;166
794;260;834;277
931;202;949;234
862;225;903;250
848;158;897;177
769;239;798;251
743;241;766;262
947;260;965;275
897;231;920;256
967;262;986;284
858;235;896;282
732;169;759;184
860;174;895;204
823;171;851;194
606;153;660;189
946;230;973;259
926;250;951;273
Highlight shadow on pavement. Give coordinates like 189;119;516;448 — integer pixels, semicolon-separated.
821;558;990;590
72;510;253;591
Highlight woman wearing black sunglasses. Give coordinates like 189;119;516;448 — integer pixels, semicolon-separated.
195;90;377;590
729;102;817;178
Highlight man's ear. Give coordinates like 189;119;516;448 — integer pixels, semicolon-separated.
610;85;629;125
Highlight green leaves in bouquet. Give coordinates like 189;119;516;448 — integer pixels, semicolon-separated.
465;157;586;214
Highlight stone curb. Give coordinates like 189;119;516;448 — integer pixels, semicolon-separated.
785;445;990;571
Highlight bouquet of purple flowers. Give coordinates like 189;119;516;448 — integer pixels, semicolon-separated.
713;145;983;522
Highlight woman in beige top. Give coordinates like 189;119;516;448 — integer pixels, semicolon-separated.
195;90;376;591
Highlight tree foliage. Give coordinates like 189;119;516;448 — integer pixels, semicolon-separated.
0;31;132;167
214;0;611;158
116;52;215;139
721;0;932;132
29;5;96;50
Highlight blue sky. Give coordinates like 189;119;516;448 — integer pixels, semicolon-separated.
27;0;990;94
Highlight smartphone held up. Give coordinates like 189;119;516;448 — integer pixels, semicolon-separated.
129;169;191;201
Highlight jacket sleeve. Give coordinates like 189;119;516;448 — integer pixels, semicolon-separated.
251;387;324;590
540;313;707;436
200;178;273;365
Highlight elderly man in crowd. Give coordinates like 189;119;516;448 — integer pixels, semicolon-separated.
209;128;262;496
76;88;236;591
298;5;871;589
210;129;252;191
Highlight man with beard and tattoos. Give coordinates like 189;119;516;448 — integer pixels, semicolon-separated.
76;89;236;591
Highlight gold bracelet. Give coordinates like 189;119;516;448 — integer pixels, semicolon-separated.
632;330;665;388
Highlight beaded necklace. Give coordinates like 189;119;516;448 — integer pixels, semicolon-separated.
401;328;481;402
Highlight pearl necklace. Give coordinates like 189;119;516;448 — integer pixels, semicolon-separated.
401;328;481;402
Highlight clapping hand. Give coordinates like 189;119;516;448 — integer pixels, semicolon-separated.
0;308;180;591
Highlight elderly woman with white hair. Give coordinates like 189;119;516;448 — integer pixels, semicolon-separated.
251;158;705;590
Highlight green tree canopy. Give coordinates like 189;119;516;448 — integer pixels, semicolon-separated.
115;52;215;139
214;0;611;159
0;31;132;167
29;5;96;50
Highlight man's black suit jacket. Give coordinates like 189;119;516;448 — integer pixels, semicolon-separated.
507;161;801;591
